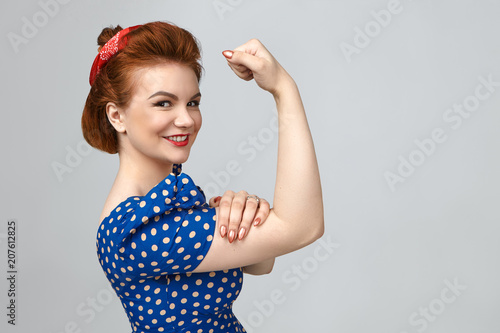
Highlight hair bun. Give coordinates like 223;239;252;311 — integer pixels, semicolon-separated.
97;25;123;52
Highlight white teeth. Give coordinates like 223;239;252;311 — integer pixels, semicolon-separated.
167;135;188;142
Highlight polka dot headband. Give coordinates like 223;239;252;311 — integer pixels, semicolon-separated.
89;25;142;86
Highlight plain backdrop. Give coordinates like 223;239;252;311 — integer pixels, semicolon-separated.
1;0;499;332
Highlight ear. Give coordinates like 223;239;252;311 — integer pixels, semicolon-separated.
106;102;126;133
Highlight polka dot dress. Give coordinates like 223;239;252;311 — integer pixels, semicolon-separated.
96;164;246;332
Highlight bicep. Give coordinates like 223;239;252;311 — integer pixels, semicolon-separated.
192;207;313;273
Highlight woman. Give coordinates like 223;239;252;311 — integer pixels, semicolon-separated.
82;21;324;333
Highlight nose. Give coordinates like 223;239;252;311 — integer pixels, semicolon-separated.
174;107;195;128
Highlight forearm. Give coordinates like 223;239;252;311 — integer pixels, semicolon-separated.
243;257;275;275
272;77;324;242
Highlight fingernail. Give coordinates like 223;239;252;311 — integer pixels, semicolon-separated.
254;218;261;226
228;230;235;243
221;225;227;237
222;50;233;59
238;228;246;240
214;196;222;203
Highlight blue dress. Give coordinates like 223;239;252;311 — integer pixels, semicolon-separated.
96;164;246;332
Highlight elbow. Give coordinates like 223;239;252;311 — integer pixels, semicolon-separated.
314;220;325;241
301;216;325;248
310;218;325;243
243;259;275;275
262;260;275;275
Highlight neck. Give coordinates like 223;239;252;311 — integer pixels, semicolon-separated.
115;147;174;197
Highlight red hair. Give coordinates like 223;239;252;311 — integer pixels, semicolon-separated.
81;21;203;154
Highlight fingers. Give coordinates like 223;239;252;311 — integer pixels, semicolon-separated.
215;189;269;243
222;41;267;81
223;50;259;81
227;191;248;243
252;198;270;227
208;196;222;208
237;195;261;241
222;38;287;95
217;191;235;238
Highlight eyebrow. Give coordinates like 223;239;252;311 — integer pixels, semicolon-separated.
148;91;201;100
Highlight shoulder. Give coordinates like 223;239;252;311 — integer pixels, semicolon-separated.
98;164;206;224
99;191;139;224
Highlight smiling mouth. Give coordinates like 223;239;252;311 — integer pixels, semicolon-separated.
166;135;188;142
164;134;190;146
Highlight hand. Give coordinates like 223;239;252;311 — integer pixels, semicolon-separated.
209;190;271;243
222;39;293;97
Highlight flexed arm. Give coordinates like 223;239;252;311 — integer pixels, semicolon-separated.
193;39;324;273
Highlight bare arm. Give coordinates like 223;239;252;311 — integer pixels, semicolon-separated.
192;39;324;273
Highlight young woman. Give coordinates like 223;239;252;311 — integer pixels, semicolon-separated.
82;21;324;333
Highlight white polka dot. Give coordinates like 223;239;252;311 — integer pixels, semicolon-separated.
139;201;146;208
153;206;160;213
151;193;157;199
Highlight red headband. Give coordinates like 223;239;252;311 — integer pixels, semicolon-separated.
89;25;142;86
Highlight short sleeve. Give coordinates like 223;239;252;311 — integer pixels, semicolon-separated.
111;165;216;278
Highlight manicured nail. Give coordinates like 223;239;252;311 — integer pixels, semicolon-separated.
222;50;233;59
214;196;222;203
228;230;235;243
253;218;261;226
238;228;246;240
221;225;227;237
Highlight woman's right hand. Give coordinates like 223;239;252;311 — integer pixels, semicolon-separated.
222;39;294;97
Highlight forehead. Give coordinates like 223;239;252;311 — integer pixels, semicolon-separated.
132;62;199;97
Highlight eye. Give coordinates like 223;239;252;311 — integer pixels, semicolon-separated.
187;100;200;107
154;100;172;108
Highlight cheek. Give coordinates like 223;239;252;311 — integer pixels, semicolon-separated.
128;112;166;140
193;113;202;133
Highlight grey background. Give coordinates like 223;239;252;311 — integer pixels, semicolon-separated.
1;0;499;332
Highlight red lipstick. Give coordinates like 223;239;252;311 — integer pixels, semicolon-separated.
164;134;190;147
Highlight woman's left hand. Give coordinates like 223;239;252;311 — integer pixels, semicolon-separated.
209;190;270;243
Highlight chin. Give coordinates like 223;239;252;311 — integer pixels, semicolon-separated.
165;152;191;165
